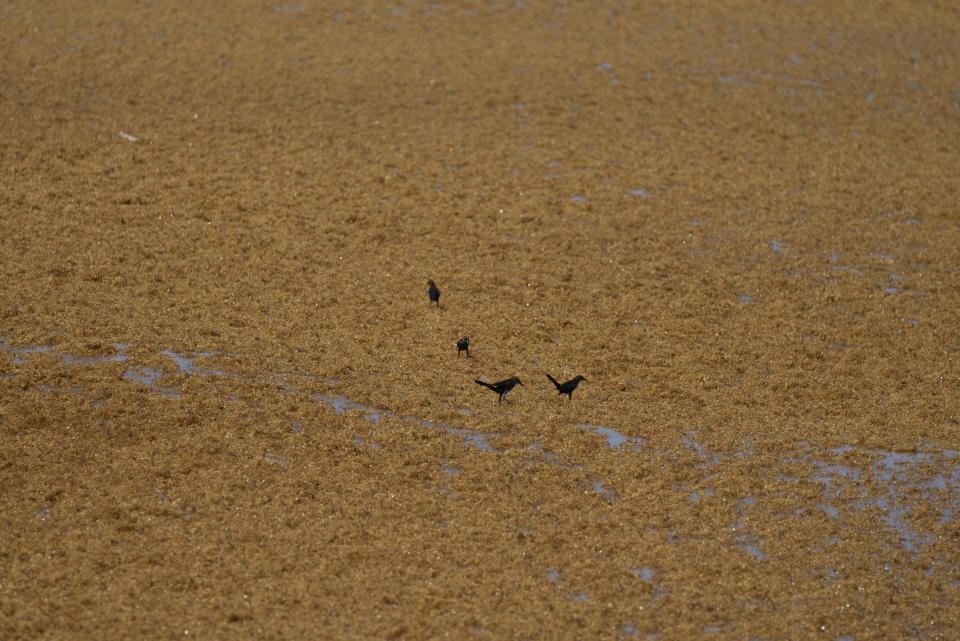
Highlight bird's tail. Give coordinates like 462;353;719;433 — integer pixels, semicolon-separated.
475;379;494;390
545;373;560;389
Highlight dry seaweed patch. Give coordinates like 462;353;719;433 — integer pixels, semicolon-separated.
4;0;960;638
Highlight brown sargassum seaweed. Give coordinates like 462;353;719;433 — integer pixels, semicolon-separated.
2;1;958;639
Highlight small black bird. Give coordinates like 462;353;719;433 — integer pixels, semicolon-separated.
457;336;470;358
546;374;587;399
427;280;440;307
474;376;522;404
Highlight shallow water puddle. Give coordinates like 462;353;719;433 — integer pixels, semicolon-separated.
35;383;84;393
580;423;646;451
63;342;131;364
309;391;496;451
592;479;619;501
682;431;725;465
526;440;584;470
0;337;234;398
312;392;393;422
689;488;714;503
123;365;180;397
1;335;499;453
407;416;496;452
263;449;288;468
801;444;960;552
11;344;54;355
0;339;54;364
161;348;230;376
632;567;654;580
732;526;766;561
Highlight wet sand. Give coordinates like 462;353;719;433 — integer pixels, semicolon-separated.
2;1;959;638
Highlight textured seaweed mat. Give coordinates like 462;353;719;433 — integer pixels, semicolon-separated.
2;0;959;639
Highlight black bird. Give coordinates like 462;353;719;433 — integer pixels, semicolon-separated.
546;374;587;399
457;336;470;358
474;376;522;404
427;280;440;307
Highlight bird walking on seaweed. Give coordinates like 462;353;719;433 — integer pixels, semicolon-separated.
474;376;522;404
457;336;470;358
427;280;440;307
545;374;587;400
